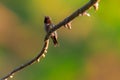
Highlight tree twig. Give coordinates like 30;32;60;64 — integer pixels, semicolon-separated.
0;0;100;80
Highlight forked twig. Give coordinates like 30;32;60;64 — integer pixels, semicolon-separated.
0;0;100;80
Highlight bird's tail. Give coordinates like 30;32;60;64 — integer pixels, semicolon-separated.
51;36;58;47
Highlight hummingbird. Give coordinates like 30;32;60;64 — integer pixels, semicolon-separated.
44;16;58;47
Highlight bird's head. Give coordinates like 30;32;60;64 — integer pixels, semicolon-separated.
44;16;52;24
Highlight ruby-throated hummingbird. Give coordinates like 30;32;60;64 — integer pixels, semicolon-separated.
44;16;58;46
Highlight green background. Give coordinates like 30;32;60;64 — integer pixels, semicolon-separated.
0;0;120;80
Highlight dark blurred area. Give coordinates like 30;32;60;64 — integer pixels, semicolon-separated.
0;0;120;80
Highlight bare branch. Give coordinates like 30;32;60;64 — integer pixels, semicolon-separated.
0;0;100;80
45;0;100;40
1;39;50;80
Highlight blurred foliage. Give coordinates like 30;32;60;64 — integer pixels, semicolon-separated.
0;0;120;80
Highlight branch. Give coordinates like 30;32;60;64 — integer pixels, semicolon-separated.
0;0;100;80
45;0;100;40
